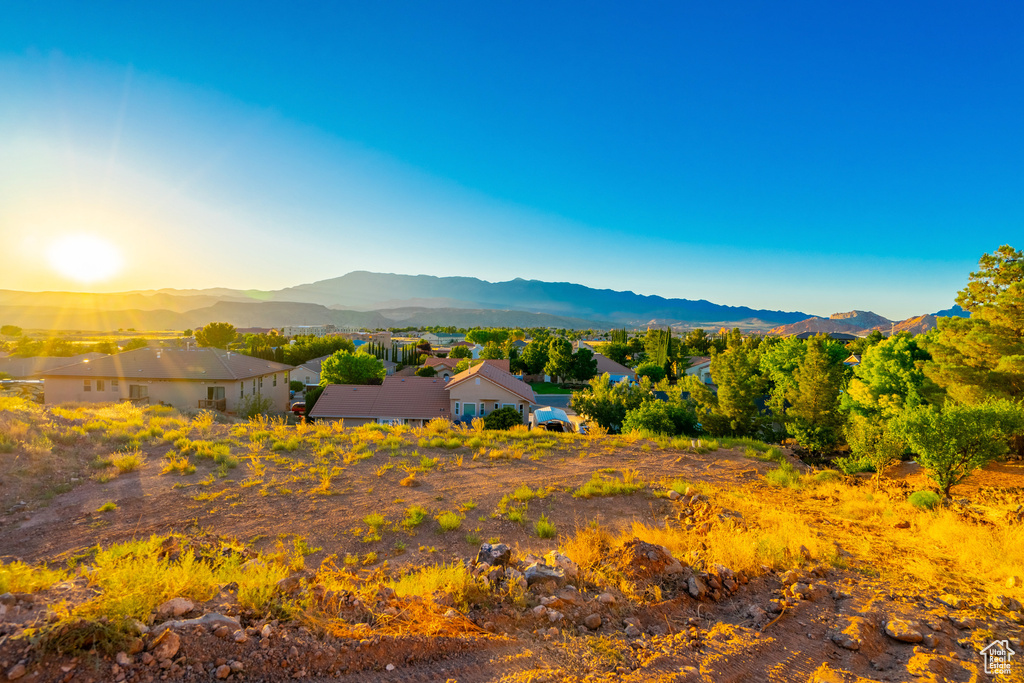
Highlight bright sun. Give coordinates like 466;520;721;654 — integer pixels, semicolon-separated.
47;235;124;284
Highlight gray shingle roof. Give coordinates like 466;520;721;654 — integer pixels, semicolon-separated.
310;377;450;420
36;348;293;381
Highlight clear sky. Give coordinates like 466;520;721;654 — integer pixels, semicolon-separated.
1;2;1021;318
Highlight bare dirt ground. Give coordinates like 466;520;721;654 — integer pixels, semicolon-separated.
1;404;1023;682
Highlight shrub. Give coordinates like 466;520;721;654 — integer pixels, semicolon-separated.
414;366;437;377
436;511;462;532
909;490;941;510
534;514;556;539
834;454;875;475
403;505;429;529
483;406;522;430
765;461;801;489
109;450;145;473
238;394;274;419
290;380;304;392
97;502;117;512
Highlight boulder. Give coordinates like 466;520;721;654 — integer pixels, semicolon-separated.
884;618;923;643
476;543;512;567
598;592;616;605
688;576;707;600
524;563;566;587
584;614;602;630
153;612;241;635
149;629;181;660
156;597;194;619
544;551;579;581
937;594;964;609
668;490;682;501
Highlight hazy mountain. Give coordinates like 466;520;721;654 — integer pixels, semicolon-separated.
829;310;893;330
0;271;813;329
375;307;609;329
770;309;944;337
265;272;811;326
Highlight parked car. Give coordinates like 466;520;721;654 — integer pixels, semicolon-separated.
290;401;305;415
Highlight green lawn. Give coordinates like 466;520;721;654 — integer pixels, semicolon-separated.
529;382;574;394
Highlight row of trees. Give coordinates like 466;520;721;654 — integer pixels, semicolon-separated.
571;246;1024;496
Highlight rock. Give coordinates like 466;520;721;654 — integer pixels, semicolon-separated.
1008;575;1023;589
0;594;16;606
884;618;923;643
233;630;248;643
386;664;395;671
532;605;547;618
798;545;812;560
544;551;579;581
261;623;272;639
937;594;964;609
444;609;459;618
215;664;231;679
598;592;616;605
6;664;26;680
115;652;131;666
276;574;304;595
149;629;181;660
832;632;860;650
688;575;707;600
156;597;193;619
214;625;230;638
476;543;512;567
153;612;241;635
790;583;809;599
870;654;896;671
524;563;566;587
949;615;976;630
624;623;641;637
922;633;938;648
584;613;602;629
230;661;243;672
668;490;682;501
128;637;144;655
988;595;1022;611
893;521;910;529
547;610;563;623
746;604;767;622
546;627;559;637
486;565;505;584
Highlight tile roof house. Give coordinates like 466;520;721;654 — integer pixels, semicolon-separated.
310;361;538;427
290;355;332;387
684;356;713;384
309;376;451;426
446;362;537;424
38;347;293;413
592;353;636;384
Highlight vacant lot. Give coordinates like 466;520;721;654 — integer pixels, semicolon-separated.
1;398;1022;682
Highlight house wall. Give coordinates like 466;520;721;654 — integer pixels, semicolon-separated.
294;368;321;386
449;380;530;423
43;371;290;414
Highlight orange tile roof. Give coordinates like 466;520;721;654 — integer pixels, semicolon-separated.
445;362;537;404
310;377;450;420
426;357;462;369
481;359;511;373
36;348;293;381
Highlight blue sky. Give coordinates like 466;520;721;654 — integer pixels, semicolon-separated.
1;2;1021;318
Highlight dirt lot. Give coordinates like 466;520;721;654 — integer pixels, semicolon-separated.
1;402;1023;682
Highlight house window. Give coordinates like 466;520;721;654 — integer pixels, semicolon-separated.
83;380;91;392
273;374;277;387
463;403;477;417
111;379;119;390
252;379;256;393
208;387;225;400
494;403;499;412
96;380;105;391
454;402;460;415
240;382;244;398
518;404;523;415
129;385;148;399
258;377;263;389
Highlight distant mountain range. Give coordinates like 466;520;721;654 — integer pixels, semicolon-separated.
0;272;814;332
768;305;969;337
0;273;969;334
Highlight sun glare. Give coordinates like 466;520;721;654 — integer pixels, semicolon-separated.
47;235;124;284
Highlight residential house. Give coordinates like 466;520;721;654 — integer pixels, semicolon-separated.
592;353;636;385
281;324;337;338
38;347;292;413
422;332;466;346
310;361;536;427
684;357;713;384
309;377;450;427
446;361;537;424
843;354;862;367
290;355;331;387
425;357;463;380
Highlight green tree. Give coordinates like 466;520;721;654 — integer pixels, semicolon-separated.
570;374;650;433
319;351;386;386
449;345;472;359
479;341;505;360
194;322;238;349
844;332;932;418
520;341;549;375
1;325;23;337
415;365;437;377
682;328;711;356
786;336;845;454
604;342;630;366
894;400;1024;495
634;361;666;383
545;338;574;383
122;338;149;352
846;330;885;356
843;414;906;482
483;406;522;430
570;348;599;382
454;359;471;374
622;399;699;436
282;337;355;366
707;330;765;436
924;245;1024;404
